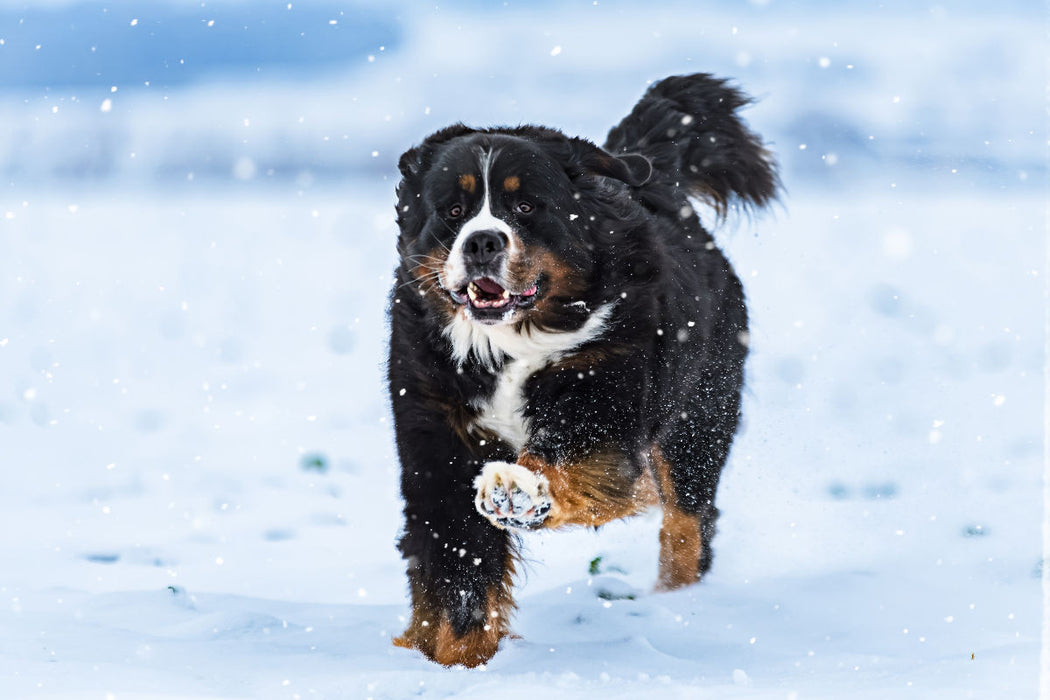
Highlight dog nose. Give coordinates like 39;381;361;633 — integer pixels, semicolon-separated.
462;230;506;266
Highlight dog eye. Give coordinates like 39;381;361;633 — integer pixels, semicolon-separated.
516;201;534;214
448;204;464;218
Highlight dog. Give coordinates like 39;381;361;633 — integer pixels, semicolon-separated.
388;73;778;667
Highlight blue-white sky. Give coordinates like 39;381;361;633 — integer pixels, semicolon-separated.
0;0;1043;193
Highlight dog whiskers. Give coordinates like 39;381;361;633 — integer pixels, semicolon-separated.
398;267;445;291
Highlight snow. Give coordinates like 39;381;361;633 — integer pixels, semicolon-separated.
0;1;1043;698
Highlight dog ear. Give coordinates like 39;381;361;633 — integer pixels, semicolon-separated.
398;123;478;180
395;146;425;236
398;146;424;180
567;137;653;187
396;124;479;236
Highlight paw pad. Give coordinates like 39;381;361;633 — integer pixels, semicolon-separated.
474;461;552;530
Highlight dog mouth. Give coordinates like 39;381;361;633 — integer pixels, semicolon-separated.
449;277;539;313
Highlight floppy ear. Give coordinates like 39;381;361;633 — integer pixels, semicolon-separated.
398;145;424;180
396;124;479;236
398;123;478;180
395;145;425;236
567;137;653;187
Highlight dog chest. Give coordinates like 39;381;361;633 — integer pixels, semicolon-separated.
471;356;542;452
457;304;615;452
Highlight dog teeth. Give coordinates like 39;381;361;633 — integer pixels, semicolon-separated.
466;280;514;309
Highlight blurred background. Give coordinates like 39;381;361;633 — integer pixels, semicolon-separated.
1;0;1042;192
0;1;1044;698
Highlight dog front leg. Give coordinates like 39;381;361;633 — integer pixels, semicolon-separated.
475;449;657;530
395;509;516;667
474;354;656;530
392;403;518;666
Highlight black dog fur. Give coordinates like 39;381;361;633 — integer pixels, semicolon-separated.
388;73;778;667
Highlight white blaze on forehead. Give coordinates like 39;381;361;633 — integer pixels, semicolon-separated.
444;148;517;287
459;150;514;239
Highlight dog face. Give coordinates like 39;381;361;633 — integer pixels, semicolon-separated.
396;128;651;332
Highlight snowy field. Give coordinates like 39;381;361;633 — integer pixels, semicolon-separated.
0;2;1044;699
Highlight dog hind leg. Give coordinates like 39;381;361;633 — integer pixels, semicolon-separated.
653;370;742;588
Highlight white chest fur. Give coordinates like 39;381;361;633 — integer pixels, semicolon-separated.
456;304;614;451
472;355;545;451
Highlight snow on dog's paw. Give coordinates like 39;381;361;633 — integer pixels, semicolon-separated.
474;461;551;530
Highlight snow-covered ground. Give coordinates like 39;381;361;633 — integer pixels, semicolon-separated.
0;2;1044;698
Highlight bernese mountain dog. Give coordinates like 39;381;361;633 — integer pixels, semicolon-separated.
388;73;778;667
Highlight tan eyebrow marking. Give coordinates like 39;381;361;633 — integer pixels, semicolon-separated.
458;173;477;193
503;175;520;192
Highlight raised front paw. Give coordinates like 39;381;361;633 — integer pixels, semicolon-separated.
474;461;551;530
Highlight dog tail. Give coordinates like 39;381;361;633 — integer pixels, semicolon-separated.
604;73;779;216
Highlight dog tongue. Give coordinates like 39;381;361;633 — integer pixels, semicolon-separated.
474;278;505;295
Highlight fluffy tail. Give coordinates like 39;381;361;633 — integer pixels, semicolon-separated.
604;73;779;216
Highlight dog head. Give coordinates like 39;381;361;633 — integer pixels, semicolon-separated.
395;125;651;338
